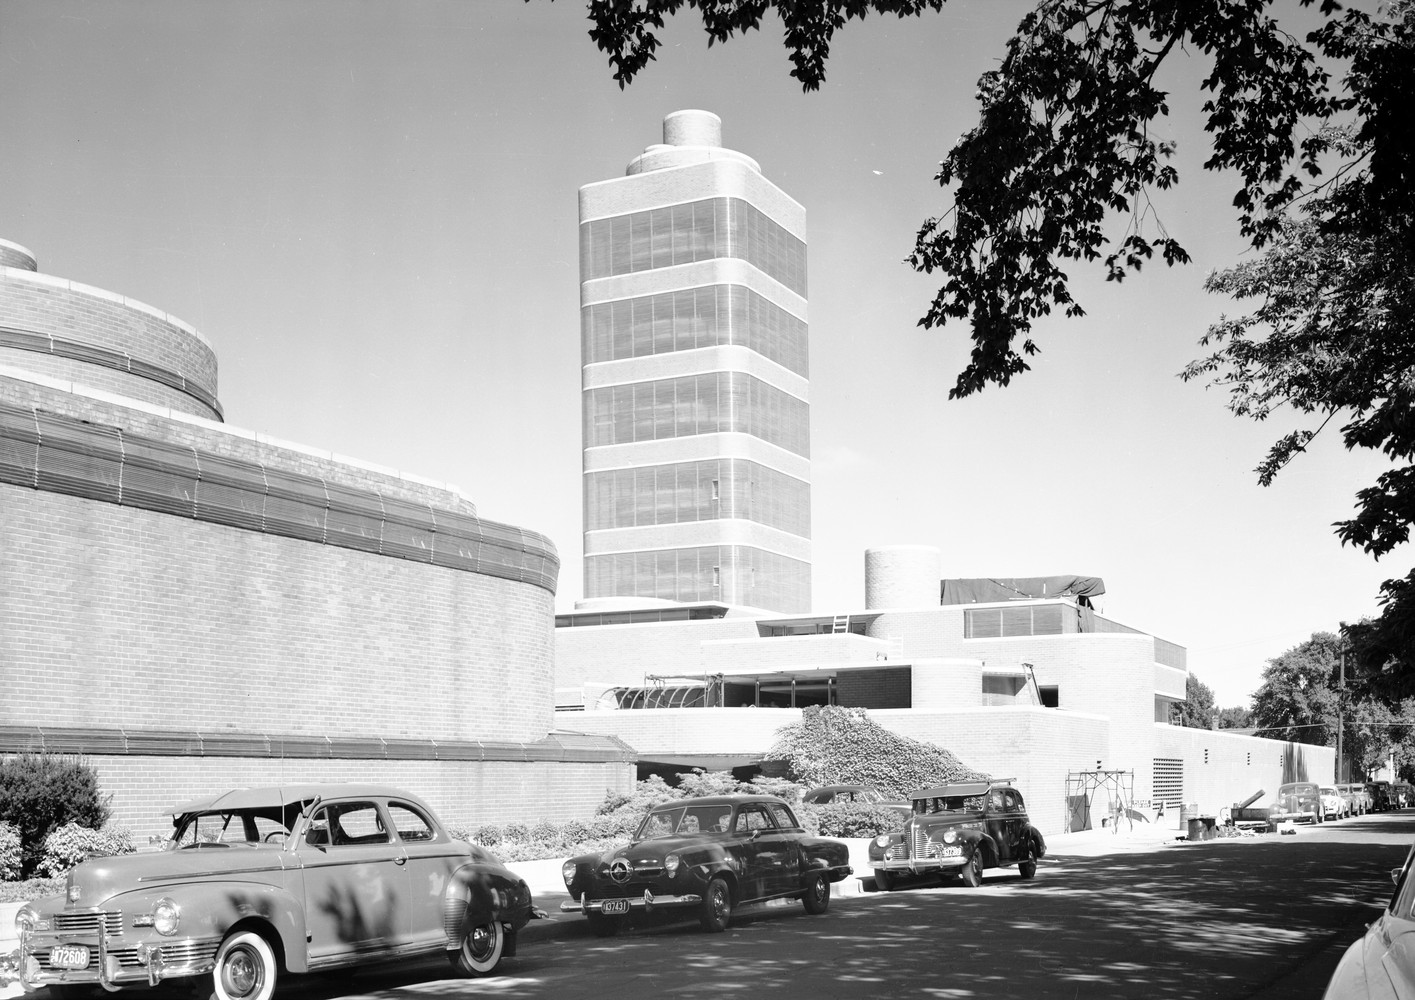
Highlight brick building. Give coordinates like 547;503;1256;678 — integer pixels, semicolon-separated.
554;546;1334;835
0;237;634;839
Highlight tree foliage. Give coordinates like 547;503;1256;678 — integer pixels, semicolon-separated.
570;0;1415;681
1172;672;1218;729
1251;631;1344;744
765;705;987;796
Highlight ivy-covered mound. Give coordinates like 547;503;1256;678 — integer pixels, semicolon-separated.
765;705;988;798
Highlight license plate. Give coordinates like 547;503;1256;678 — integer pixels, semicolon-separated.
600;898;629;915
49;944;91;970
938;845;962;858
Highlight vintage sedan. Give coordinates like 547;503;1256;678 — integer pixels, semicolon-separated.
1320;785;1350;821
560;794;852;935
1322;838;1415;998
1278;781;1324;824
15;784;536;999
803;784;911;819
868;780;1046;889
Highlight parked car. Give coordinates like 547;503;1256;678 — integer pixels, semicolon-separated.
1319;785;1350;821
1337;783;1372;816
802;784;912;818
1322;838;1415;998
1369;781;1394;811
1395;782;1415;809
867;780;1047;889
14;784;536;999
560;794;852;935
1277;782;1324;824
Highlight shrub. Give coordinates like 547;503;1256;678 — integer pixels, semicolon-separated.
764;705;989;797
0;755;111;878
37;823;135;878
0;822;19;882
470;824;502;847
809;802;905;839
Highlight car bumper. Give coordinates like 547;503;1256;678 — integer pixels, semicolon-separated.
19;926;219;991
873;856;969;874
561;890;704;915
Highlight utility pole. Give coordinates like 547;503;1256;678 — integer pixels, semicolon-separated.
1337;651;1346;783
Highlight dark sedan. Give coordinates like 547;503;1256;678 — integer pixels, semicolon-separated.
560;794;852;935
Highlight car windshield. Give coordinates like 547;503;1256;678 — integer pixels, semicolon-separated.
170;808;296;849
635;804;734;840
915;795;984;814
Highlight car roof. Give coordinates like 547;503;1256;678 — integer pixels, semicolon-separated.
167;783;428;816
651;795;789;810
806;784;872;795
909;781;1000;800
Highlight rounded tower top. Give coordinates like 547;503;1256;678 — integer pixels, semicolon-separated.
626;110;760;176
663;109;721;148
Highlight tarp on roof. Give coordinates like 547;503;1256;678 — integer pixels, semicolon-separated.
940;576;1106;606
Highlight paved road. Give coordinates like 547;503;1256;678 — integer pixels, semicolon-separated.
42;813;1415;999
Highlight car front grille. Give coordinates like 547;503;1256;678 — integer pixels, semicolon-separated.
53;911;123;936
912;828;930;859
107;939;219;970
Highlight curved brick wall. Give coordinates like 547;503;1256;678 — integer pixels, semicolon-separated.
0;266;220;421
0;239;36;271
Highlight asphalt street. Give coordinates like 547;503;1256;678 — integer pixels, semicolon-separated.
29;813;1415;999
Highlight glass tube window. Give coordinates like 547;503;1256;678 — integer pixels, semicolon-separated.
585;459;810;536
585;545;810;611
582;284;807;375
584;372;809;456
581;197;806;297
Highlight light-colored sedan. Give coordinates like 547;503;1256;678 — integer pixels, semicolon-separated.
15;784;536;999
1324;840;1415;997
1320;785;1351;821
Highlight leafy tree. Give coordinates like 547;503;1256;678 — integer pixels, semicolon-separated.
1250;632;1344;745
1172;673;1218;729
0;755;111;878
1218;705;1253;730
570;0;1415;681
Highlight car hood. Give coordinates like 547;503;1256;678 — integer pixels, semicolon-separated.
601;834;727;863
1326;913;1415;1000
58;846;291;907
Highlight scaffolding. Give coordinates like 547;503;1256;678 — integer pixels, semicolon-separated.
1064;769;1135;833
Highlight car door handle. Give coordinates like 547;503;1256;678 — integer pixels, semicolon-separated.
394;857;406;866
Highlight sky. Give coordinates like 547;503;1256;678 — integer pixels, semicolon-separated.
0;1;1400;709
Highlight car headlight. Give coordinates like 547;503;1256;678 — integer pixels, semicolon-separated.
15;905;43;936
942;829;957;844
562;860;578;886
152;898;180;936
665;853;681;877
873;835;891;848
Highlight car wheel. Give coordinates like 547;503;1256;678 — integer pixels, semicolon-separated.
586;912;623;937
212;929;277;1000
449;920;505;976
960;850;983;888
699;876;732;932
873;868;895;892
802;872;830;915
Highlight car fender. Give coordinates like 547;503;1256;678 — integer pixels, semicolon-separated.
957;829;998;867
1024;824;1048;859
866;832;904;864
113;881;310;973
443;862;525;947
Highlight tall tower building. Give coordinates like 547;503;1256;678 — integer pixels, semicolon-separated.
579;110;811;613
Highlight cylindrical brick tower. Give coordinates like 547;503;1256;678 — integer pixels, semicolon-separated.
865;545;942;610
0;238;221;420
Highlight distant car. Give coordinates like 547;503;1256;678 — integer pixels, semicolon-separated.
1319;786;1350;821
867;780;1046;889
1278;782;1324;824
802;784;912;818
1322;839;1415;998
560;794;853;935
1338;783;1372;816
15;785;535;998
1395;782;1415;809
1369;781;1394;811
